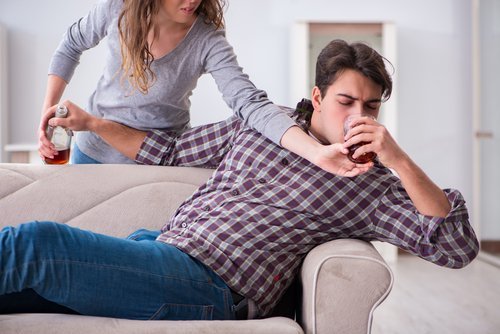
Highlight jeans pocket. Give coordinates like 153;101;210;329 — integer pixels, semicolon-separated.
126;229;161;241
150;303;214;320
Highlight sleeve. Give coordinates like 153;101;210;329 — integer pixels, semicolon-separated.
201;28;297;146
48;0;117;82
372;184;479;269
135;116;241;167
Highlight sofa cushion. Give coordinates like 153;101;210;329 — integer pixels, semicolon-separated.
0;314;304;334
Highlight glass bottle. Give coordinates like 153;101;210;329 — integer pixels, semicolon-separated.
45;105;73;165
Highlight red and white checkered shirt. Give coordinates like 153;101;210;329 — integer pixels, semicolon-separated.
136;113;479;317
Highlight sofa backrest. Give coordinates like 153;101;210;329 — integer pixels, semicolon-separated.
0;164;214;237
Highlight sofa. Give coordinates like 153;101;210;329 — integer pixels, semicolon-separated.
0;163;394;334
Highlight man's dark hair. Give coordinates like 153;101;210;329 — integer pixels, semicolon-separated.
315;39;393;101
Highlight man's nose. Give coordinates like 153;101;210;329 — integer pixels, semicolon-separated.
353;103;364;115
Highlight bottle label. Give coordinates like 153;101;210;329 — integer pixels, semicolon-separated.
51;127;71;150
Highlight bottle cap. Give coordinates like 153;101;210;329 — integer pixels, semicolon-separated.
55;105;68;118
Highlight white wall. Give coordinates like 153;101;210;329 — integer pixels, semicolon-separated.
0;23;7;163
0;0;476;231
478;0;500;239
0;1;106;147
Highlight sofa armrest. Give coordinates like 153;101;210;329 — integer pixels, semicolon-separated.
299;239;393;334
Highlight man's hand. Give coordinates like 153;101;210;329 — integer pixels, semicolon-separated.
342;116;405;169
343;116;452;217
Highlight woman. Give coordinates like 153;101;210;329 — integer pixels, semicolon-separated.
38;0;324;168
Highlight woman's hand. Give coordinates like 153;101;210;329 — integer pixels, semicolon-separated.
48;100;146;160
312;143;374;177
281;125;373;177
39;100;97;161
38;75;69;161
38;106;57;161
47;100;96;132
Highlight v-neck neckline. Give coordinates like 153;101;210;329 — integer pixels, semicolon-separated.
152;16;200;62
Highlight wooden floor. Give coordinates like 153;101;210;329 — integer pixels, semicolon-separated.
371;253;500;334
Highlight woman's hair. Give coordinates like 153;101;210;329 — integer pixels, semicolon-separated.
118;0;226;94
315;39;393;102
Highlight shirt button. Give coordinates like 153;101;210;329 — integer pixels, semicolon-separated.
258;178;267;184
203;205;210;211
281;158;289;166
231;189;239;196
181;222;187;228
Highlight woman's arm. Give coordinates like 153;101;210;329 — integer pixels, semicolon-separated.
46;101;146;160
39;0;117;161
48;100;239;167
204;30;370;177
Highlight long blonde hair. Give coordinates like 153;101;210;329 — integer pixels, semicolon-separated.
118;0;226;94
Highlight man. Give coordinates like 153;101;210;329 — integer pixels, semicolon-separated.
0;40;479;320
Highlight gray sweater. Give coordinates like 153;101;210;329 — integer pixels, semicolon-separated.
49;0;295;163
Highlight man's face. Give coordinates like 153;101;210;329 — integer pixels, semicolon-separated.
310;69;383;145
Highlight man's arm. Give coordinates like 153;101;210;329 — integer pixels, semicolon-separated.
390;153;451;217
343;116;451;217
373;183;479;269
136;117;240;167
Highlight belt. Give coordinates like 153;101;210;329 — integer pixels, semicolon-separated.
230;290;248;320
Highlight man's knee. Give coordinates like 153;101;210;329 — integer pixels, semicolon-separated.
2;221;66;252
19;221;63;238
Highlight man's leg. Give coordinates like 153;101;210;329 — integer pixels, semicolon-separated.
0;289;79;314
0;222;234;320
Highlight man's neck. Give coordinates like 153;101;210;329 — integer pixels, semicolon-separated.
308;113;328;145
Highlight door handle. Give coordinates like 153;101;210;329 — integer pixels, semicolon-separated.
475;131;494;139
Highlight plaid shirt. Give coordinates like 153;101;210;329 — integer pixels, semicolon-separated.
136;112;479;317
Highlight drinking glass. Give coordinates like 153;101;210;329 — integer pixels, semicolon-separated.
343;114;377;164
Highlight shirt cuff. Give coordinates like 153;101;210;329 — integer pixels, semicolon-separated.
135;130;176;165
419;189;468;241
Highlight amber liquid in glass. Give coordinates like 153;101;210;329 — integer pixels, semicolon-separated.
347;143;376;164
45;148;70;165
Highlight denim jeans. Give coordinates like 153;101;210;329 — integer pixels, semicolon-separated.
0;222;235;320
71;143;102;164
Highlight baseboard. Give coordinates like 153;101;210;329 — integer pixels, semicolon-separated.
396;240;500;257
477;251;500;268
481;240;500;254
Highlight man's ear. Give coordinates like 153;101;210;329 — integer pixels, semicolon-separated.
311;86;322;112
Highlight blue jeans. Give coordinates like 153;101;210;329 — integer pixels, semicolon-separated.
71;144;102;164
0;222;235;320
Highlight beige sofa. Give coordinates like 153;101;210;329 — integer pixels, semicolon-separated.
0;163;393;334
